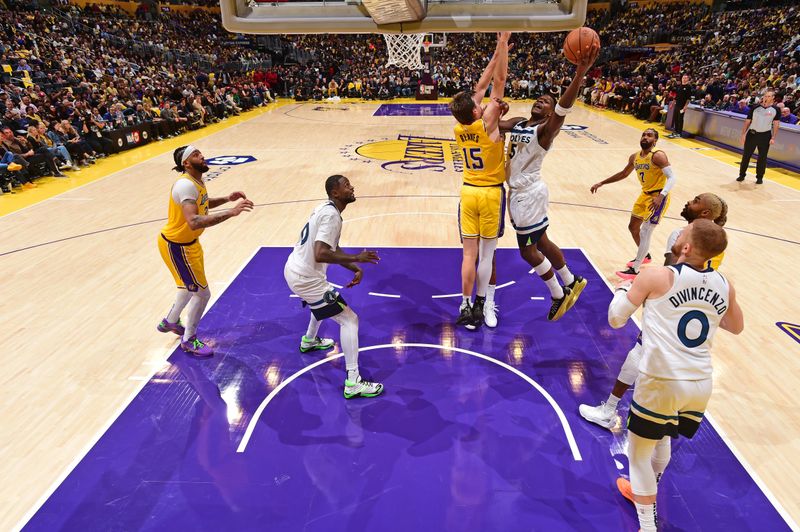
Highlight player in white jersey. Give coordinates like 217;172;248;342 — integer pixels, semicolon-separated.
284;175;384;399
579;193;728;429
605;219;743;532
498;43;598;320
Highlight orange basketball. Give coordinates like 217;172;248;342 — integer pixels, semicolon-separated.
563;27;600;65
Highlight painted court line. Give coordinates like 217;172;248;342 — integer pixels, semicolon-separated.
431;279;516;299
577;247;798;531
13;248;262;532
368;292;401;298
237;342;584;461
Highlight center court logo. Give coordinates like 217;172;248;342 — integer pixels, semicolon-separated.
341;135;464;174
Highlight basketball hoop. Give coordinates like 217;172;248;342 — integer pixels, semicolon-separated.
383;33;426;70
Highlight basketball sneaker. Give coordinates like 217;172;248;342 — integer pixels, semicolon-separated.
300;335;335;353
344;376;384;399
180;335;213;358
157;318;185;336
547;286;573;321
626;254;651;268
755;177;763;185
578;401;617;429
616;477;634;505
483;300;498;328
565;276;588;312
471;297;485;329
616;267;638;280
457;302;476;330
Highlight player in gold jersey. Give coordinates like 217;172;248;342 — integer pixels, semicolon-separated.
157;145;253;357
579;192;728;430
590;128;677;279
449;31;510;329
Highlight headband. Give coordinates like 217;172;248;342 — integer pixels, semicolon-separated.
180;145;198;166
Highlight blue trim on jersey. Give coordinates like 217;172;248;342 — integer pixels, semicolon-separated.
671;263;714;274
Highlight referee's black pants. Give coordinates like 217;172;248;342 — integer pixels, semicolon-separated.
739;130;771;180
673;107;685;135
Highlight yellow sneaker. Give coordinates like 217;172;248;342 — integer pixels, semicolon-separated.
7;162;22;171
564;276;587;312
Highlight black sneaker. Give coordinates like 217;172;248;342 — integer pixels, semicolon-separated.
457;304;476;330
736;176;745;182
471;297;485;329
755;178;763;185
548;286;573;321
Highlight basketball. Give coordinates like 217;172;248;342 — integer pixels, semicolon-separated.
563;27;600;65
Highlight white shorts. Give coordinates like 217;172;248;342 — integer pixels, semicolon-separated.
508;180;549;235
628;374;712;440
284;264;346;319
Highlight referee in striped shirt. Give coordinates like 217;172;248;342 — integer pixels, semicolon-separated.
737;90;780;184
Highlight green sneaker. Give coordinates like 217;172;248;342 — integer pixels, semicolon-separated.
300;335;335;353
344;376;384;399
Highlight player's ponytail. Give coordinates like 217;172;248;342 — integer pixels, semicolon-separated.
714;195;728;227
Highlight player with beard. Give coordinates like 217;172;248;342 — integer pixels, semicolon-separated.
157;145;254;357
498;41;598;321
591;128;678;279
284;175;384;399
579;192;728;429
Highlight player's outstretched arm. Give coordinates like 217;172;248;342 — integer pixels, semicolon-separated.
209;190;247;209
538;41;599;150
314;241;380;267
181;198;253;230
590;152;636;193
472;48;500;107
499;115;526;134
608;267;669;328
719;280;744;334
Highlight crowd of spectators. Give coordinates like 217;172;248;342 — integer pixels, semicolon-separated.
2;0;798;195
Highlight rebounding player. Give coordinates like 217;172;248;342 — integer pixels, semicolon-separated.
450;32;510;330
284;174;384;399
579;193;728;428
590;128;677;279
605;218;743;531
498;40;599;320
157;145;253;357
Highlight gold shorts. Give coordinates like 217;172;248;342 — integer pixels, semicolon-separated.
158;234;207;292
458;184;506;239
631;191;670;224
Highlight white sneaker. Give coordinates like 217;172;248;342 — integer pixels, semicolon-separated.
484;300;498;328
579;402;617;429
299;335;335;353
344;376;384;399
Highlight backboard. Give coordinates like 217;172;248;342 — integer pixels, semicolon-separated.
220;0;588;35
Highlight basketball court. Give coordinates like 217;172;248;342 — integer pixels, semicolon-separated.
2;0;800;529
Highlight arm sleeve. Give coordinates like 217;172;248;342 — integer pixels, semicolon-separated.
772;106;781;121
608;289;638;329
660;165;677;194
746;106;754;120
315;212;341;248
171;178;199;204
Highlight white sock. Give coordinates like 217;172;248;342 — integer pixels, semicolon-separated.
346;369;359;383
475;238;498;297
556;265;575;286
166;289;192;323
635;502;657;532
632;222;656;272
533;258;564;299
305;314;321;340
331;308;359;374
544;275;564;299
606;393;621;410
182;288;211;341
486;284;496;303
461;295;471;309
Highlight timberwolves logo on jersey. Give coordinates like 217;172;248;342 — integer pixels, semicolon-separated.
342;135;465;174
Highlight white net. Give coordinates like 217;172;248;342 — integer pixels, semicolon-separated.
383;33;427;70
